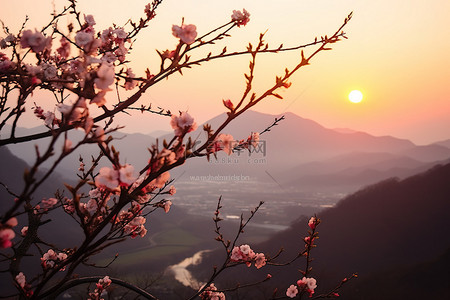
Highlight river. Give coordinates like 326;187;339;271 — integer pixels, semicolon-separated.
167;249;211;290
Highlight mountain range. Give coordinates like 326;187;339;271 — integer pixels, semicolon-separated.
4;111;450;194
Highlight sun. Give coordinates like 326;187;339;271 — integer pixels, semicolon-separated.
348;90;363;103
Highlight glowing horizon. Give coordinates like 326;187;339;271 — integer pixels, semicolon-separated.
1;0;449;145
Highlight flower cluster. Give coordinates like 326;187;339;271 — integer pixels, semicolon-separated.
286;277;317;298
95;164;137;191
115;204;147;238
209;133;235;155
0;217;17;249
40;249;68;270
170;111;198;137
15;272;33;297
172;24;198;45
231;9;250;27
199;283;225;300
230;244;267;269
88;276;112;300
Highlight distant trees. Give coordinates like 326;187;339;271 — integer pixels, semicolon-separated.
0;1;353;298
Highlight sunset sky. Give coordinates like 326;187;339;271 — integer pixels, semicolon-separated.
1;0;449;145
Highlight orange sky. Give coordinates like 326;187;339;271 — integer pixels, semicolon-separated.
1;0;449;144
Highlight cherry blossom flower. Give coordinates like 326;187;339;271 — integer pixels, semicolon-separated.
85;199;98;214
254;253;267;269
199;283;225;300
56;37;71;59
41;249;67;270
297;277;317;297
89;276;112;300
286;284;298;298
20;29;52;53
163;200;172;213
172;24;197;45
84;14;96;26
75;31;94;47
124;68;137;91
41;198;58;210
15;272;26;289
169;185;176;195
231;9;250;27
90;89;109;107
119;164;137;187
21;226;28;236
95;167;119;190
94;63;115;90
170;111;197;136
0;228;15;248
216;133;235;155
5;217;17;227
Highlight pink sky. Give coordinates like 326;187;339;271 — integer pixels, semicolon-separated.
1;0;449;144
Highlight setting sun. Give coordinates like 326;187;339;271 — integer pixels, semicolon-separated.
349;90;363;103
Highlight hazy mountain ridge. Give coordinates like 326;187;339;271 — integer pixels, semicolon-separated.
4;111;450;194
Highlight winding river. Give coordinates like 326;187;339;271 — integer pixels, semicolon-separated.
167;249;211;289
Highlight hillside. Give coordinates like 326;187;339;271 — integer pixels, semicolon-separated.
194;162;450;299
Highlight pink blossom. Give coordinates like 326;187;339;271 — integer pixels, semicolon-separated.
85;199;98;214
41;249;67;270
90;89;109;107
216;133;235;155
231;9;250;27
308;217;317;230
43;111;56;127
124;68;137;90
231;246;244;261
149;171;170;189
57;98;88;123
286;285;298;298
95;63;115;90
168;185;176;195
119;164;137;187
41;197;58;210
75;31;94;47
15;272;26;288
89;188;102;199
84;14;96;26
56;37;71;58
163;200;172;213
200;283;225;300
5;217;18;227
0;228;15;248
170;111;197;136
21;226;28;236
113;28;127;40
172;24;197;45
95;167;119;190
254;253;266;269
297;277;317;297
20;29;52;53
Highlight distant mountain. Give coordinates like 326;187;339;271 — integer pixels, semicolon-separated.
5;126;156;174
195;162;450;299
5;111;450;194
433;138;450;149
332;127;359;134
